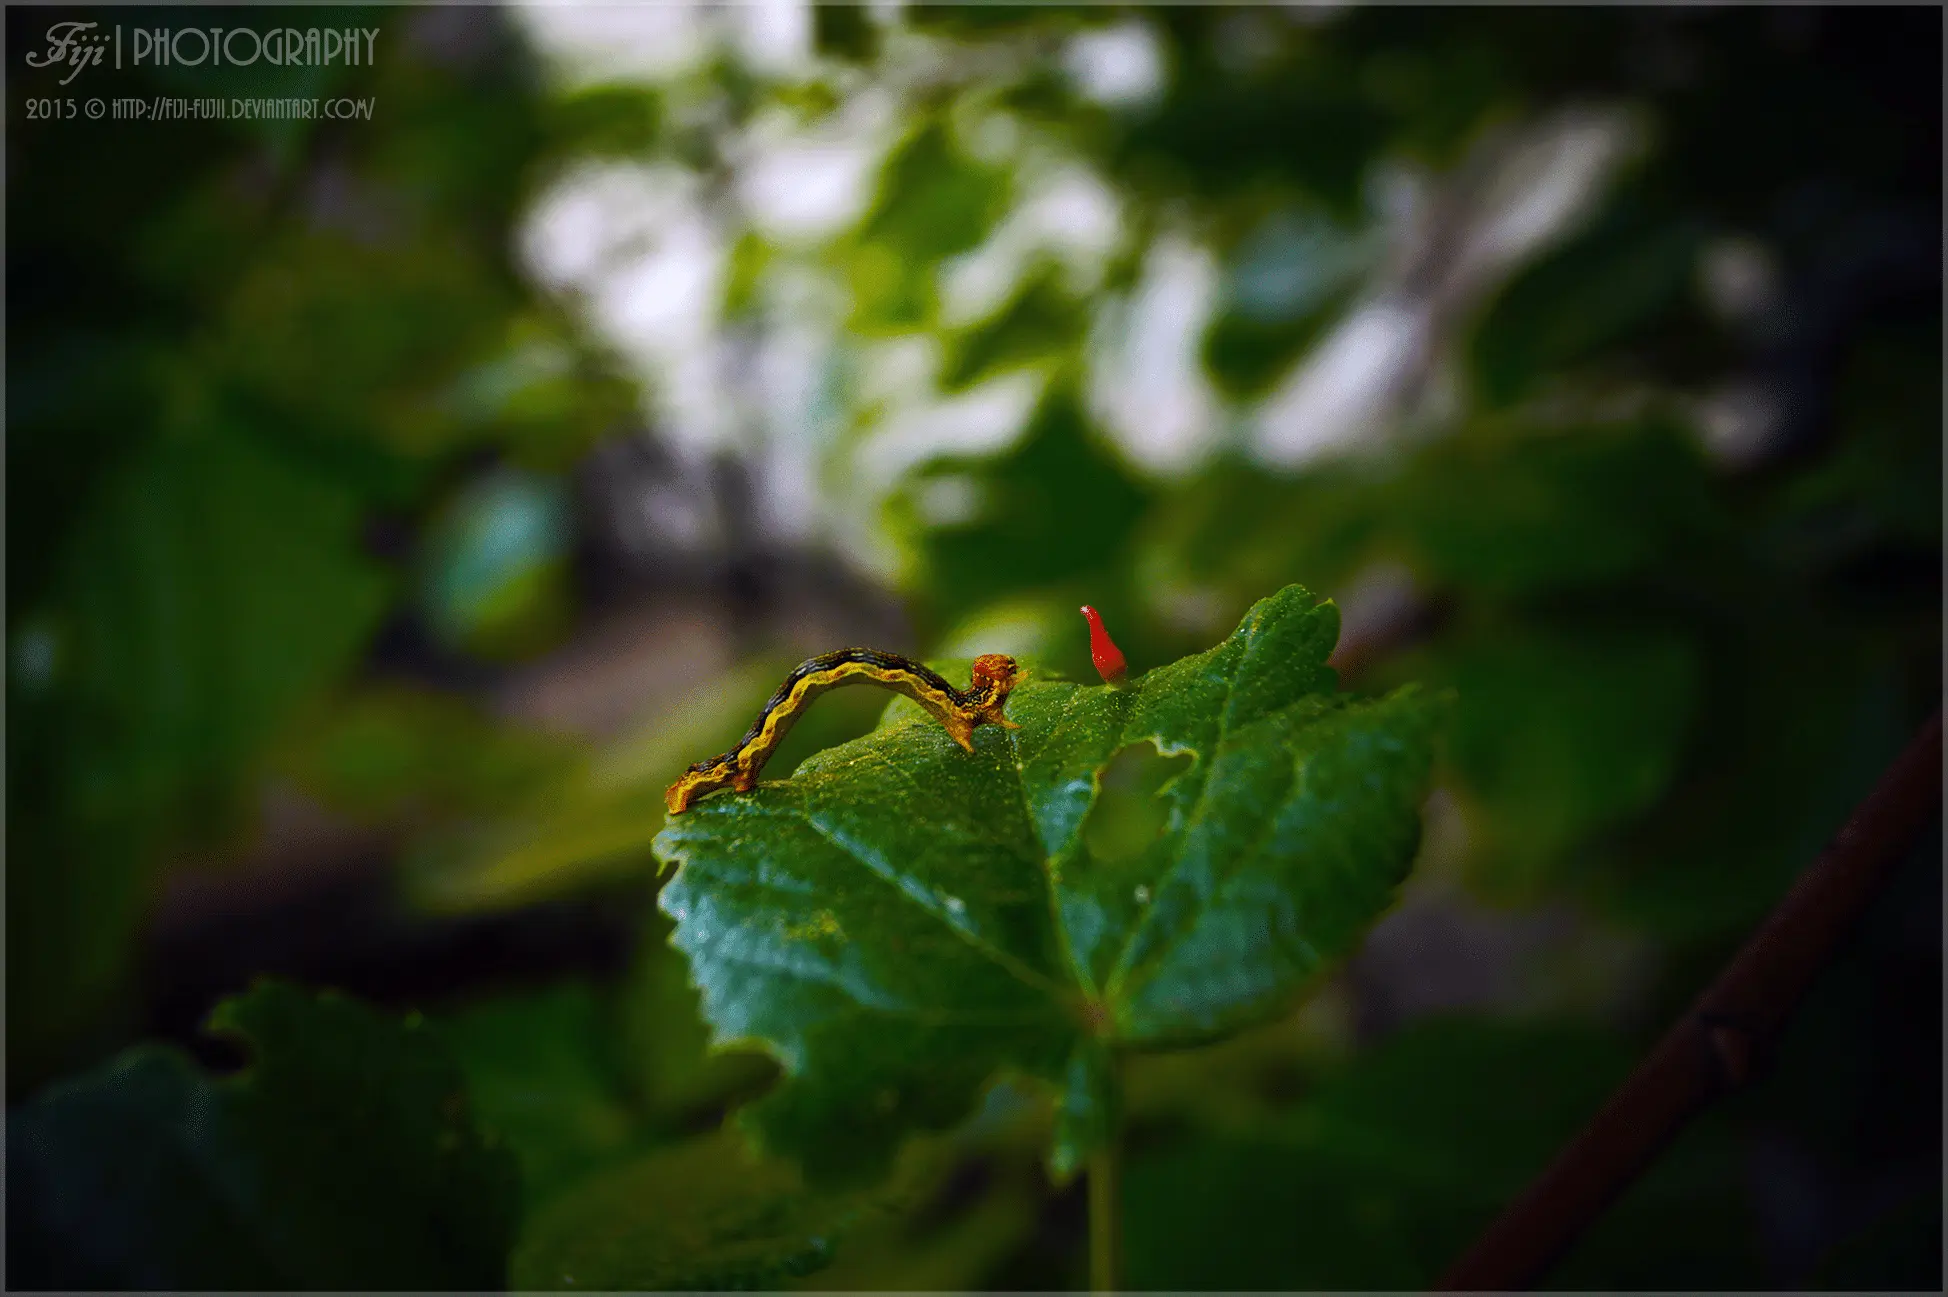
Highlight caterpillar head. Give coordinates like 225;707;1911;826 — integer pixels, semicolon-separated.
969;653;1023;706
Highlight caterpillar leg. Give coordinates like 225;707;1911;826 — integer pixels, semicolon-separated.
940;713;977;753
974;699;1020;730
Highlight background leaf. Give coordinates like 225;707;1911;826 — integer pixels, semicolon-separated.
10;427;394;1079
7;981;519;1291
440;983;647;1209
1122;1016;1754;1290
510;1129;878;1292
1414;622;1702;897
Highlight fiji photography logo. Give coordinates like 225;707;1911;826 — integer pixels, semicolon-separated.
27;20;379;86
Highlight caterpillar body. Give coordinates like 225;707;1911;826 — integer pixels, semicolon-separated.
664;649;1023;814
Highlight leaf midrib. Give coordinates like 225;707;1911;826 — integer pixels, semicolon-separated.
1007;679;1115;1005
787;788;1074;1008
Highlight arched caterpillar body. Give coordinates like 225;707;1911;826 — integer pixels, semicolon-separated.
664;649;1023;814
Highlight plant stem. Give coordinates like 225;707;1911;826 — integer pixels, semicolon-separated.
1088;1138;1122;1293
1437;707;1943;1290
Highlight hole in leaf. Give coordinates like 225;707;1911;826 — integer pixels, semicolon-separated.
1081;742;1194;865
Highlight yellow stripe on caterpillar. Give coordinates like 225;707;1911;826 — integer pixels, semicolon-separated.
665;650;1023;814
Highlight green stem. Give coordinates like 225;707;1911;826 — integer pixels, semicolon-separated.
1088;1137;1122;1293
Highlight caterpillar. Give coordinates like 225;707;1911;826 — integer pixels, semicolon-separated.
664;649;1024;814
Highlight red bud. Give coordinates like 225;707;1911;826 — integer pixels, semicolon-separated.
1079;605;1128;685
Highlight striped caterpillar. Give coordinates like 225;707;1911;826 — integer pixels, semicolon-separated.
664;649;1023;814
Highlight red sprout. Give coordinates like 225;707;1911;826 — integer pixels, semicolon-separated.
1079;605;1128;685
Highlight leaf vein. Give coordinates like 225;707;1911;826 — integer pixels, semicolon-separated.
786;795;1070;1004
1100;632;1255;999
702;942;1053;1028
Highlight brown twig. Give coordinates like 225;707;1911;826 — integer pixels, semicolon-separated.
1436;707;1944;1292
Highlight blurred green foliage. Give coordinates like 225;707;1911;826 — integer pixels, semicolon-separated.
7;982;519;1290
8;2;619;1080
8;2;1939;1292
1124;1017;1640;1289
511;1129;875;1291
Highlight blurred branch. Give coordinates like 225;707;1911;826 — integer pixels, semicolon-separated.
1436;706;1944;1291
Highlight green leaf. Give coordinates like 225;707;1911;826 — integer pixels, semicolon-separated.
213;229;513;463
277;684;581;825
60;429;394;789
849;120;1011;331
1115;39;1386;219
1122;1016;1640;1290
812;2;881;63
622;909;784;1115
1771;319;1943;556
440;983;648;1208
941;268;1088;390
1201;288;1357;399
1138;457;1396;634
1397;418;1719;596
510;1130;873;1291
863;123;1011;263
1470;201;1709;408
1126;1013;1764;1289
7;982;519;1291
441;959;783;1214
1203;207;1375;399
1418;622;1703;896
654;584;1445;1183
889;387;1151;627
10;427;394;1076
1593;621;1915;943
546;85;665;158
